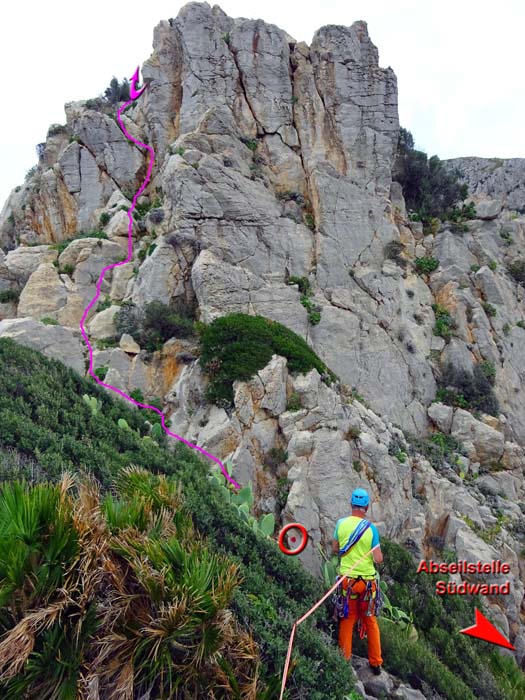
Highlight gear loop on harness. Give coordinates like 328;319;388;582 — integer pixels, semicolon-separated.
332;573;383;622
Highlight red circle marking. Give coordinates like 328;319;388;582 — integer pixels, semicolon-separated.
278;523;308;556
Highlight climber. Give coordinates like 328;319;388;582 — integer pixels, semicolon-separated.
331;487;384;675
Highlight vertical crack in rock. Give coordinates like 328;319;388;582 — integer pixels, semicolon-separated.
225;36;263;135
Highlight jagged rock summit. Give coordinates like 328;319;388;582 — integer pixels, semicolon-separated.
0;1;525;680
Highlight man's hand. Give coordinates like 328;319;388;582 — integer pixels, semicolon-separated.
331;538;340;555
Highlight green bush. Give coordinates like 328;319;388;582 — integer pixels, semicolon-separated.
304;213;315;230
308;310;321;325
40;317;59;326
483;302;497;317
345;426;361;441
395;128;468;223
240;136;258;152
59;263;75;276
288;276;321;325
25;165;37;182
300;295;322;325
95;336;119;349
115;301;195;352
199;313;335;405
488;260;497;272
432;303;455;340
115;302;142;339
52;230;108;255
507;258;525;285
489;651;525;700
0;289;20;304
438;362;500;417
96;296;111;312
447;201;477;225
103;76;130;104
0;447;48;484
415;256;439;274
126;391;163;426
134;196;162;218
480;360;496;385
129;388;145;403
47;124;68;137
94;366;108;381
406;429;465;471
99;212;111;225
265;447;288;470
142;300;194;348
435;387;470;409
286;392;302;412
384;241;406;266
287;276;311;296
379;620;475;700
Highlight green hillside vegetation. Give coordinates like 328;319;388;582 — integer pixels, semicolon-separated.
0;338;353;699
0;471;270;699
0;337;524;699
198;313;336;405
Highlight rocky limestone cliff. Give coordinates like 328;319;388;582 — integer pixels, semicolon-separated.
0;0;524;673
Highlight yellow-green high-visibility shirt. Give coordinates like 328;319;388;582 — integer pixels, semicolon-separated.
333;515;380;579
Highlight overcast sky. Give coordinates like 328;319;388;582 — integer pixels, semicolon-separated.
1;0;523;208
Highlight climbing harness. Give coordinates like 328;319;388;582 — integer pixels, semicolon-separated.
332;575;378;620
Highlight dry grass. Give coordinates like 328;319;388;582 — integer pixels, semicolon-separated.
0;468;269;699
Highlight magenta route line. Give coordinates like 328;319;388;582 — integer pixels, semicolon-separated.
79;67;241;490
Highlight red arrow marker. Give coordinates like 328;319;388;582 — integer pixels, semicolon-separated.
460;609;515;650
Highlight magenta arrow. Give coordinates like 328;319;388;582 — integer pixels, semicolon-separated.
130;66;146;100
78;66;241;491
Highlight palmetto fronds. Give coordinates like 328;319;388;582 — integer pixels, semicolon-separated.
0;469;273;699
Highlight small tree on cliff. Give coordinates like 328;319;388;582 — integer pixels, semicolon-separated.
394;127;468;223
104;76;130;105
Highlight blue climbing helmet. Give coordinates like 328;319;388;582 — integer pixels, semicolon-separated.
350;488;370;508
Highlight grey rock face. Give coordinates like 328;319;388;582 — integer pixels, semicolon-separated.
64;107;144;191
307;22;398;194
88;305;120;339
17;263;67;320
446;157;525;212
0;1;434;436
4;246;58;283
0;317;85;374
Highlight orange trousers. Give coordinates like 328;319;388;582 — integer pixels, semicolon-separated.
337;579;383;667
